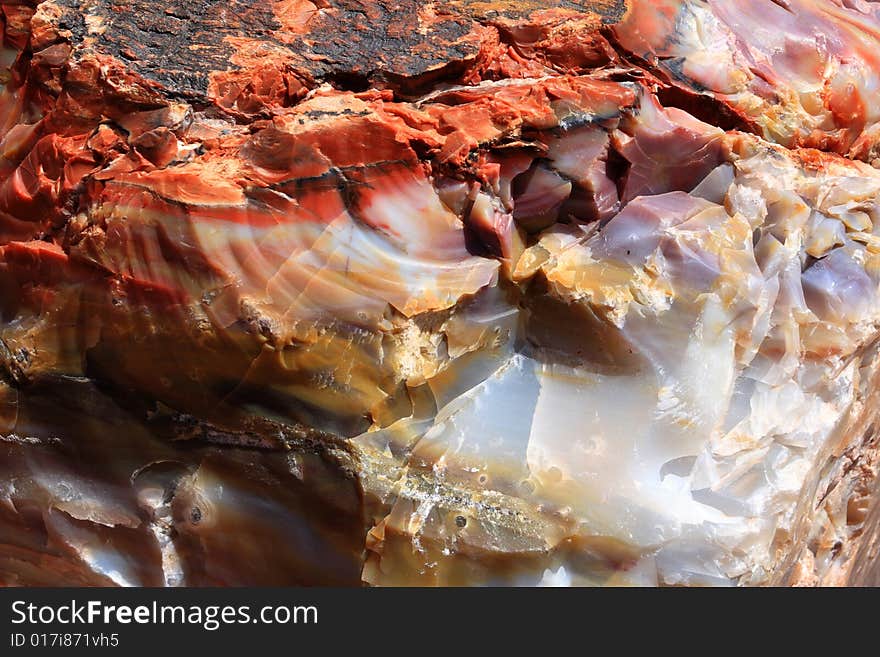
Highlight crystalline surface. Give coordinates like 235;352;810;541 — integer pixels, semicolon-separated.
1;0;879;586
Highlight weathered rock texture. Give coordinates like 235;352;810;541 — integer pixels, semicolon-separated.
1;0;880;586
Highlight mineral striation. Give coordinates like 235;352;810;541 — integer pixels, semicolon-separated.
1;0;880;586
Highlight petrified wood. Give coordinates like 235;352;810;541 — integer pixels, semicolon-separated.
1;0;880;586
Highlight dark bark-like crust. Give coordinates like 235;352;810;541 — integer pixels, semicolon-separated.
45;0;628;101
54;0;278;98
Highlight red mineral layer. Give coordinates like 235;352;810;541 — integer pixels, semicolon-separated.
0;0;879;586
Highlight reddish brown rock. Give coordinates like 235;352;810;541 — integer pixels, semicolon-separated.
2;0;880;587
